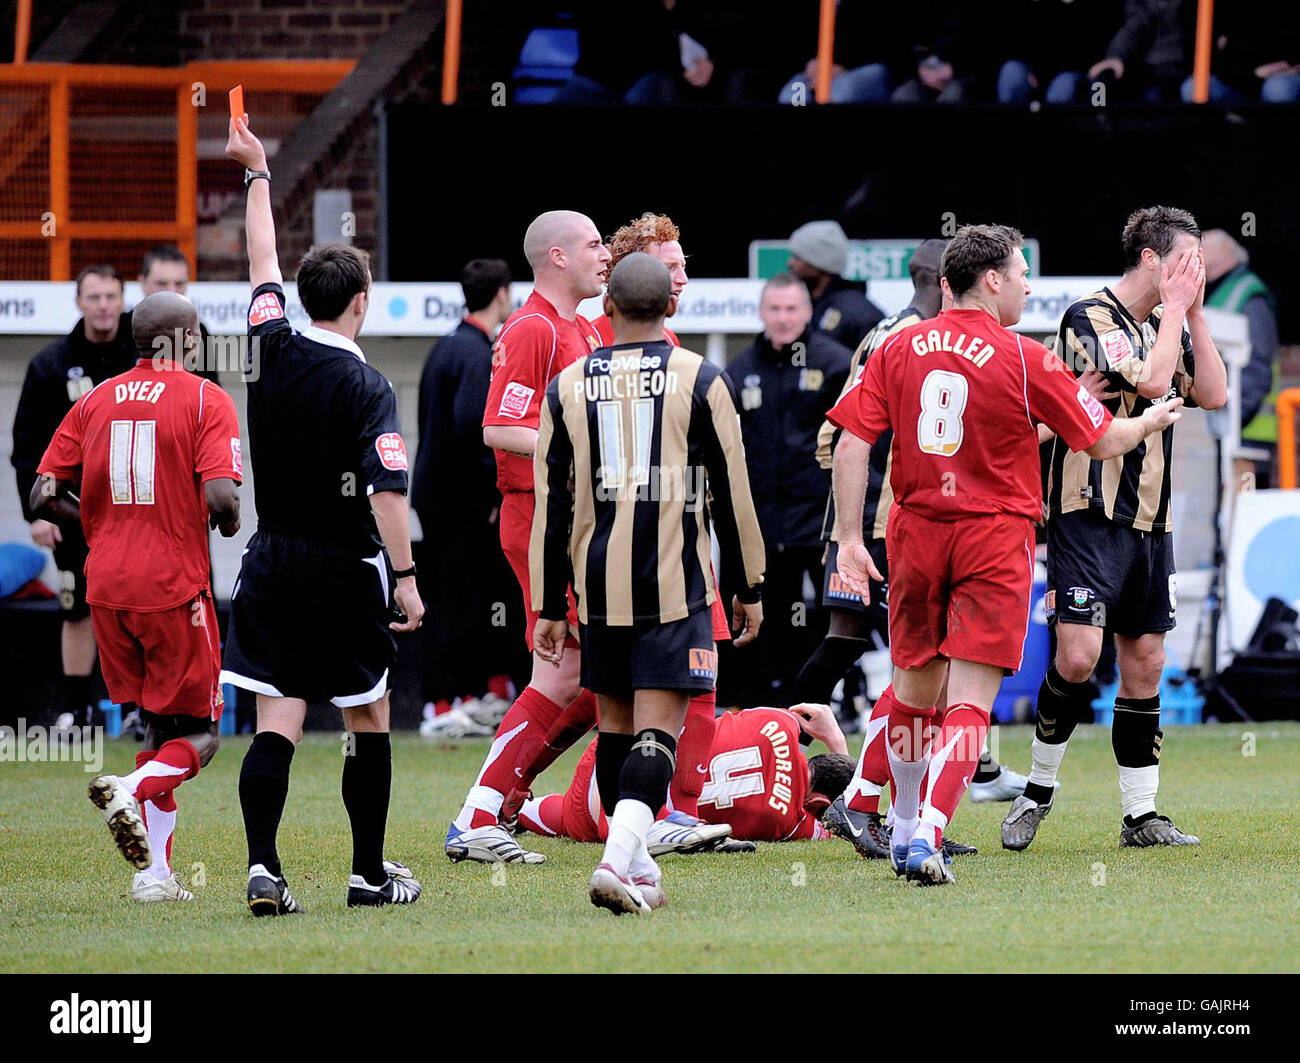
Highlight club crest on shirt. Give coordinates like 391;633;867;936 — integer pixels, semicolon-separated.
820;308;842;333
497;381;534;419
688;648;717;680
66;369;93;402
375;432;408;471
740;373;762;411
248;292;283;327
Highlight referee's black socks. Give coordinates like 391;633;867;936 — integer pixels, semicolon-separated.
239;730;296;877
342;732;391;887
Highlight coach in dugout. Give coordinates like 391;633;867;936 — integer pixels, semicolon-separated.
11;264;137;731
722;273;851;707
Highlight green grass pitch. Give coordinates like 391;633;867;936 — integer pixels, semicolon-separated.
2;723;1297;973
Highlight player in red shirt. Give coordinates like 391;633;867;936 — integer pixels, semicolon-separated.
828;224;1183;884
517;703;855;845
445;211;610;864
495;213;738;855
31;292;242;902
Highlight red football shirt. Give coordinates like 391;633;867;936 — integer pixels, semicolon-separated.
484;291;600;494
698;708;819;842
828;307;1111;522
591;314;680;348
38;358;243;611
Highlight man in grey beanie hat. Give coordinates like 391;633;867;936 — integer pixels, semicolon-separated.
787;220;884;351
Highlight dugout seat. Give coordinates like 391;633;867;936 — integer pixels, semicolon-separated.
512;25;580;104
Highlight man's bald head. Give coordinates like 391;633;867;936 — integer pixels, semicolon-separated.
132;290;199;359
523;210;598;273
607;252;672;324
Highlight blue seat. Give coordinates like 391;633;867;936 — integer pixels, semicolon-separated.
512;26;579;104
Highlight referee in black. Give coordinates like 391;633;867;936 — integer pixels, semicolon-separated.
223;115;424;914
532;253;765;915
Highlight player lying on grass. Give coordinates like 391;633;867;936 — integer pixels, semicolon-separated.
829;224;1183;885
532;254;765;913
32;291;242;903
517;702;854;845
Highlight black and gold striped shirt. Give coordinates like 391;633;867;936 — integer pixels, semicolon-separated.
531;341;765;626
816;307;924;542
1046;288;1196;533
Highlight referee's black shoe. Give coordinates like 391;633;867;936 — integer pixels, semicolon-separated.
247;863;304;917
347;869;423;907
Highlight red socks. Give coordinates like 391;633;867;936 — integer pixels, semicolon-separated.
129;739;199;804
668;691;717;817
847;685;895;814
516;688;599;792
916;702;989;847
467;685;566;828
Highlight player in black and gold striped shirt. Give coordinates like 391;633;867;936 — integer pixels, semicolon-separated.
1005;206;1227;854
530;253;764;914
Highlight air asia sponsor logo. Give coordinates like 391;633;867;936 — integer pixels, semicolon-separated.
1075;383;1106;428
247;292;283;327
497;381;534;419
49;994;151;1043
375;432;408;471
688;648;717;680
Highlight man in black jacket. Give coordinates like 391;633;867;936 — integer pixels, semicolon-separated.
786;220;883;354
411;259;522;737
722;273;851;707
11;265;138;729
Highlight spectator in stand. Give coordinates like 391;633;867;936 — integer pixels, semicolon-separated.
787;221;884;353
891;2;998;104
776;2;910;104
997;0;1125;105
550;0;719;105
1176;2;1300;103
1202;230;1281;488
722;275;851;708
1086;0;1193;104
411;259;521;738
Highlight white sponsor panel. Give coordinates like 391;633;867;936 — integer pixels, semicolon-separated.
0;278;1117;336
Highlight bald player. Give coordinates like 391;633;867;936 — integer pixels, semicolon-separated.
32;291;242;903
443;211;610;865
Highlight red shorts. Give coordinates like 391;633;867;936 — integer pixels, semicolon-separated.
90;594;224;719
562;739;605;843
500;490;579;651
885;505;1034;673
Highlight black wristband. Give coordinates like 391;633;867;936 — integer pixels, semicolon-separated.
392;565;417;579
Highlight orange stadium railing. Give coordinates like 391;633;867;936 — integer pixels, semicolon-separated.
0;60;353;281
1278;388;1300;490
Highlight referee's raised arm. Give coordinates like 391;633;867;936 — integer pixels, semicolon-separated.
225;116;282;290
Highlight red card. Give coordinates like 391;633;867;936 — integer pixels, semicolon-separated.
228;85;245;121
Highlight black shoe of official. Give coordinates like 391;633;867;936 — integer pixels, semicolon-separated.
347;868;423;907
822;795;891;859
247;863;304;917
940;836;979;857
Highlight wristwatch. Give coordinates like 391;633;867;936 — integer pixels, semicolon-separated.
392;565;417;579
244;168;271;187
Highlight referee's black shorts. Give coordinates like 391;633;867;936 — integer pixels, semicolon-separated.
220;530;397;707
1046;508;1176;638
580;608;716;700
